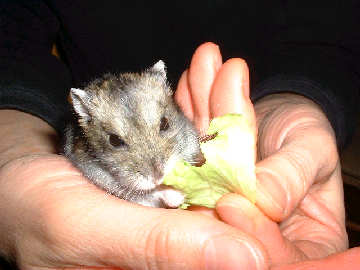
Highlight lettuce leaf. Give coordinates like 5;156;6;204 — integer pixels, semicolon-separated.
163;114;256;209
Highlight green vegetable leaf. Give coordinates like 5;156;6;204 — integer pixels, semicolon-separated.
163;114;256;209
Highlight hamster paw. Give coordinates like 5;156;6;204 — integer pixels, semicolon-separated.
157;188;185;208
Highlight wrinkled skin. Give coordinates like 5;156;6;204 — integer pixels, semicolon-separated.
0;42;358;270
176;42;359;269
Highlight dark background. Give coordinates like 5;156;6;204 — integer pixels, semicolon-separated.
341;114;360;248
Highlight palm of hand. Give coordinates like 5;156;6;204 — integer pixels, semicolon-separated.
0;131;265;269
0;42;353;270
0;154;112;268
2;154;233;269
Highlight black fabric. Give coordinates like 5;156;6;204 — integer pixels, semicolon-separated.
0;0;359;148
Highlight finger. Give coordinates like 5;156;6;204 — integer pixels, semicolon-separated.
271;247;360;270
255;124;339;222
217;193;307;266
55;192;268;270
22;157;268;270
209;58;255;128
253;97;341;222
209;58;257;175
187;42;222;135
188;205;220;219
175;69;194;121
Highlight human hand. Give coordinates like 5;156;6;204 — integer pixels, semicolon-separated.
0;117;269;268
175;42;358;268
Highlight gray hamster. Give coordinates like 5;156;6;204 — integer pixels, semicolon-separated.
63;60;203;208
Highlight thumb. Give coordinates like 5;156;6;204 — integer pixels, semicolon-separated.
62;192;269;270
4;155;268;270
25;157;268;270
253;98;340;221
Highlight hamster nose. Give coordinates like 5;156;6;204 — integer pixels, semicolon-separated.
195;151;206;167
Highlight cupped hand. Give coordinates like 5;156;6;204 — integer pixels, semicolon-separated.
176;42;358;268
0;116;268;268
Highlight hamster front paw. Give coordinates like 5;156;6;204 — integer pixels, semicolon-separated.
155;188;185;208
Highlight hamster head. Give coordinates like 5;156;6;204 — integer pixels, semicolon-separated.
70;60;202;192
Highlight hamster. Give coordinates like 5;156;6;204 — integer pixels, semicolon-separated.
63;60;203;208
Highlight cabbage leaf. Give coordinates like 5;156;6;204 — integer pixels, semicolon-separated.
163;114;256;209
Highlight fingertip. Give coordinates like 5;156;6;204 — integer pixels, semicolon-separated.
216;193;260;229
217;192;248;206
188;205;220;219
255;166;287;222
188;42;223;134
191;42;223;72
225;58;250;99
216;192;278;237
216;193;297;266
209;57;257;141
209;57;252;117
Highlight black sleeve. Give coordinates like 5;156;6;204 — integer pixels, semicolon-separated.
1;0;359;149
0;0;72;133
249;1;360;150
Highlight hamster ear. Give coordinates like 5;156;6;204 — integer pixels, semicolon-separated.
70;88;91;122
150;60;167;78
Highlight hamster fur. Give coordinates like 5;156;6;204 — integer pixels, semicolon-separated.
63;61;202;208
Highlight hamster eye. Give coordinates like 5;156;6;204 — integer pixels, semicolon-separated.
159;117;169;131
108;133;126;147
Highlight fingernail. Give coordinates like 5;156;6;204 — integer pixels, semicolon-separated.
204;236;265;270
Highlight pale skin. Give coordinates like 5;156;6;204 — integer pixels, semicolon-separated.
0;42;358;270
177;42;359;269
